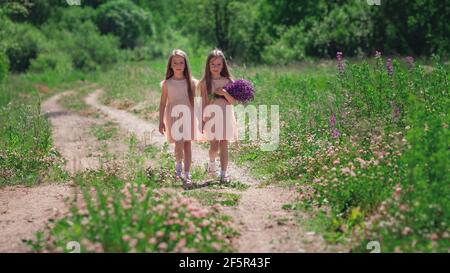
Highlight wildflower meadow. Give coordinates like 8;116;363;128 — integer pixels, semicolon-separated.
0;0;448;256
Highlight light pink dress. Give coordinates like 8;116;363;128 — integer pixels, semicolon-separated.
163;78;199;143
203;78;238;142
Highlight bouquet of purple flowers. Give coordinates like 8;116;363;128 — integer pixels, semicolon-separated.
218;79;255;104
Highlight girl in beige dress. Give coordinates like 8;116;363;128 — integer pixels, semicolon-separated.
199;49;238;183
159;49;198;189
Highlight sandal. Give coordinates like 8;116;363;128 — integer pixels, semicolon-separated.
183;176;193;190
175;162;183;179
206;160;216;176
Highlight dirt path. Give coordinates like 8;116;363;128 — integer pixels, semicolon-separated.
0;89;129;252
1;87;342;252
0;184;73;252
86;89;340;252
42;91;105;173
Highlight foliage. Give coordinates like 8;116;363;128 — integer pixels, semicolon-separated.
96;0;153;49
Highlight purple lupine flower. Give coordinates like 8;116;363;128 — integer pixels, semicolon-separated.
405;56;414;71
329;113;340;138
330;113;337;128
331;128;340;138
386;58;393;78
391;101;401;121
222;79;255;104
336;52;345;73
375;51;382;59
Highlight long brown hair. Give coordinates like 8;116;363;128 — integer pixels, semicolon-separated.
201;49;233;96
164;49;194;106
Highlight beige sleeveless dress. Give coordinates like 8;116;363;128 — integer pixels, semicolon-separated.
203;78;238;142
163;78;198;143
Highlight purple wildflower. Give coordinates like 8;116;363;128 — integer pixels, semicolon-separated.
331;128;340;138
329;113;340;138
336;52;345;74
330;113;337;128
222;79;255;104
405;56;414;71
391;101;401;121
386;58;394;78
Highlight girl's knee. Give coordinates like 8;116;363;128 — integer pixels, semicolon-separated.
175;142;184;152
210;141;219;151
220;140;228;148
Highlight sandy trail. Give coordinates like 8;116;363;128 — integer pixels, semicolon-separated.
0;89;127;252
85;89;340;252
1;87;342;252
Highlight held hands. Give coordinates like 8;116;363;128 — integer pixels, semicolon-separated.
159;122;165;135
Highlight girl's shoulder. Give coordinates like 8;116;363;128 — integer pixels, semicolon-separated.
160;79;166;89
198;79;207;88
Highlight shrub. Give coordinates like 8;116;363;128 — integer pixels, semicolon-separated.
0;52;9;82
42;21;120;71
96;0;153;49
29;51;73;74
2;22;45;72
2;0;64;25
262;24;307;65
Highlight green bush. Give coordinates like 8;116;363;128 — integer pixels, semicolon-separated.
262;24;307;65
2;22;45;72
70;22;119;71
47;5;96;32
29;51;73;74
42;22;120;71
96;0;153;49
2;0;64;25
0;52;9;82
305;1;374;57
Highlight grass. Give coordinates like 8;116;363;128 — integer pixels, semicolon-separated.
26;126;238;253
26;183;237;253
58;84;99;117
90;121;119;141
183;190;241;207
2;54;448;252
0;70;88;186
230;57;449;252
206;180;250;191
83;57;449;252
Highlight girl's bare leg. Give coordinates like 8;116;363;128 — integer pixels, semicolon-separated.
209;140;219;162
183;141;192;172
174;141;184;163
219;140;228;172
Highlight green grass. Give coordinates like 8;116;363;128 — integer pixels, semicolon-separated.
58;84;98;115
206;180;250;191
83;57;449;252
90;121;119;141
183;190;241;207
2;55;448;252
0;70;88;186
230;57;450;252
26;182;236;253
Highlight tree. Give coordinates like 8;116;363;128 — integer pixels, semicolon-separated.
96;0;153;49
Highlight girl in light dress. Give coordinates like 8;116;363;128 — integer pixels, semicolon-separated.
158;49;198;189
199;49;238;183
